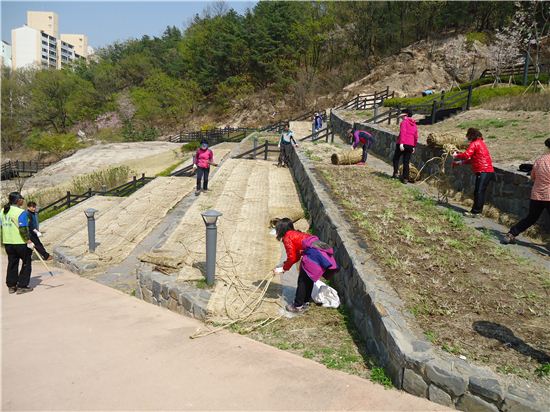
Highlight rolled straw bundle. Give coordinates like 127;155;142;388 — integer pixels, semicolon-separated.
427;132;469;149
269;207;305;228
331;149;363;165
399;164;420;182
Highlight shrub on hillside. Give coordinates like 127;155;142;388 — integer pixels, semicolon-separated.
466;32;489;46
122;120;158;142
26;131;81;159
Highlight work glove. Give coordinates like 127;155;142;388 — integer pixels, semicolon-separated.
399;144;405;152
192;164;197;170
33;229;43;238
278;144;281;149
27;242;35;250
294;144;299;148
350;145;355;150
273;267;284;274
412;148;415;154
452;160;464;168
451;151;458;158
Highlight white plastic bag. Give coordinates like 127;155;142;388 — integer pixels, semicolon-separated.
311;280;340;308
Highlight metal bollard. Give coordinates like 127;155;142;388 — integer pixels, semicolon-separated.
200;210;222;285
84;208;98;252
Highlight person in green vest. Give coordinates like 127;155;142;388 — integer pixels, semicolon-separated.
1;192;34;294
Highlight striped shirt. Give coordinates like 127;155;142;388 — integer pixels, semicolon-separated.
531;152;550;201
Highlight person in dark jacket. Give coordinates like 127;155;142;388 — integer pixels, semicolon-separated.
348;128;374;165
273;218;338;313
23;202;52;261
452;128;495;217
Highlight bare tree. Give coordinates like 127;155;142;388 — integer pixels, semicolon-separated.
487;28;521;86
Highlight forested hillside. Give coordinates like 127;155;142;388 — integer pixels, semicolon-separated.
3;1;544;155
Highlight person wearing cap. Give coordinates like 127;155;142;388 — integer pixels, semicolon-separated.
502;138;550;244
392;109;418;183
0;192;34;294
193;140;218;196
348;128;374;165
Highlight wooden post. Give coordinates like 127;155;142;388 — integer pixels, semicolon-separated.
431;101;437;125
385;85;389;98
466;85;473;110
522;51;530;86
253;137;258;159
66;191;71;208
355;95;359;109
331;127;335;143
133;176;137;191
396;106;401;125
264;141;268;161
88;188;92;198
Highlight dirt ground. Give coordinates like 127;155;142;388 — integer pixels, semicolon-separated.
315;163;549;384
379;109;550;168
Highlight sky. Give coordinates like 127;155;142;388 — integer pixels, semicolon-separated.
2;1;256;48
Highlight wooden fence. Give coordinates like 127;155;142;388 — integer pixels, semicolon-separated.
37;174;155;217
333;87;394;111
1;160;54;181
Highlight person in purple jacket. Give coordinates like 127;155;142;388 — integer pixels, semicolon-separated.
392;109;418;183
348;128;374;165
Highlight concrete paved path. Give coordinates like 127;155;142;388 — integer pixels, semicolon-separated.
1;264;447;411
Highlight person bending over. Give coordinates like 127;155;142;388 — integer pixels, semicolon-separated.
348;128;374;165
273;218;338;313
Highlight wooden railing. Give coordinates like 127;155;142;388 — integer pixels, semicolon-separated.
299;127;335;143
333;87;393;111
1;160;54;181
259;110;328;133
233;141;280;160
37;174;154;217
168;127;254;144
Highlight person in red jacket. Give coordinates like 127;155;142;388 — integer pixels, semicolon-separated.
193;139;218;196
452;128;495;217
273;218;338;313
392;109;418;183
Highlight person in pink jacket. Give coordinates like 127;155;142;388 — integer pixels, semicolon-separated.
193;139;218;196
392;109;418;183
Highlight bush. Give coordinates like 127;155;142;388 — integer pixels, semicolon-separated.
122;120;158;142
466;32;489;46
94;127;124;143
26;131;81;159
182;141;201;153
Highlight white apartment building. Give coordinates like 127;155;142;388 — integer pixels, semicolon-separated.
11;11;91;70
11;25;57;69
1;40;12;68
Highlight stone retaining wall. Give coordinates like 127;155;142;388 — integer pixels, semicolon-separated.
288;144;549;411
330;110;550;233
136;264;211;320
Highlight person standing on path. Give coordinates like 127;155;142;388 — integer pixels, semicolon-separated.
22;202;52;261
278;123;298;168
273;218;338;313
502;138;550;244
452;128;495;217
348;128;374;165
392;109;418;183
193;139;218;196
0;192;34;294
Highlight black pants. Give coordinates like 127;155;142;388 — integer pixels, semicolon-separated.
360;138;374;163
392;144;414;179
294;266;314;307
30;232;49;260
278;144;292;167
5;244;32;288
472;172;495;214
196;167;210;190
510;199;550;237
